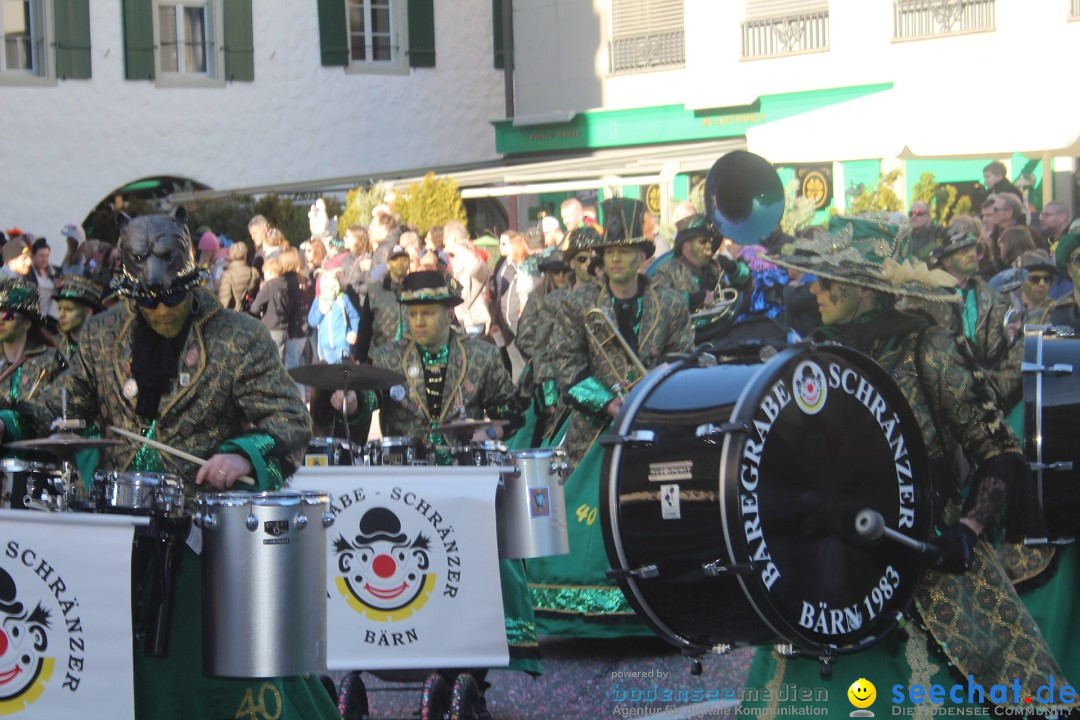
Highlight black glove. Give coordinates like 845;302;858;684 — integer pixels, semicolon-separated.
931;524;978;573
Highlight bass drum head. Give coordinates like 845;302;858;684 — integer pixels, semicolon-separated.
603;343;932;656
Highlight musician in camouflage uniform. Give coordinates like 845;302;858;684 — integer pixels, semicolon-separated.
529;200;692;638
741;219;1075;715
2;209;330;720
371;270;539;685
651;213;750;344
55;274;103;364
0;278;64;424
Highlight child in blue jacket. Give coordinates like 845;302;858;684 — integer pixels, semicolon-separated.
307;268;359;363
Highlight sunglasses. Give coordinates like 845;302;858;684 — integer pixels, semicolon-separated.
1071;254;1080;268
816;277;833;291
0;311;18;321
137;290;188;309
1027;274;1053;285
573;255;591;264
909;210;928;217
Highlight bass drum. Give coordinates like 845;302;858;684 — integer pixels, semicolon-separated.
601;343;932;657
1021;324;1080;542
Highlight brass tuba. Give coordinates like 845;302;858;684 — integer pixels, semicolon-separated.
584;307;649;398
704;150;785;246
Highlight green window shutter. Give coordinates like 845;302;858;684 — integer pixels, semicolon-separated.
122;0;155;80
407;0;435;68
223;0;254;81
54;0;92;79
492;0;503;69
317;0;348;67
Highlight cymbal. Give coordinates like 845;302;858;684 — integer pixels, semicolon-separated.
7;434;125;453
288;363;406;391
430;418;509;437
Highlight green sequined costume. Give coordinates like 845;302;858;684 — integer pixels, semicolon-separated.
529;277;692;637
0;342;65;442
19;287;334;720
744;308;1075;715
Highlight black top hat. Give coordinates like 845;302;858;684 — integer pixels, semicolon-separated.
596;198;655;258
673;214;721;255
397;270;463;307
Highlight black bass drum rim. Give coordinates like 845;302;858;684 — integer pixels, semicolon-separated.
601;357;695;650
720;343;931;654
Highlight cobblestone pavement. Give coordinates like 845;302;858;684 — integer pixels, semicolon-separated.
329;635;755;719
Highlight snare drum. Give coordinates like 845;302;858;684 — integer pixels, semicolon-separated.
602;343;932;656
305;437;360;467
198;491;333;677
1;458;61;510
496;448;569;559
454;441;509;467
91;471;185;517
1022;325;1080;542
367;436;427;466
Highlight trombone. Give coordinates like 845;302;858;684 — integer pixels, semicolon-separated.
584;307;648;398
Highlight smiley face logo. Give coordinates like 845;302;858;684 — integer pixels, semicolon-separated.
848;678;876;713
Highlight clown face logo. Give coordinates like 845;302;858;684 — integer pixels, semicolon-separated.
0;566;53;711
793;360;827;415
334;507;437;622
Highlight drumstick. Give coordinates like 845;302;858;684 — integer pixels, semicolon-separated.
108;425;256;486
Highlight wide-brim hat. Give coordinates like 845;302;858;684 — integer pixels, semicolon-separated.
673;213;721;255
929;225;980;266
57;275;104;312
397;270;463;307
771;216;960;303
596;198;654;258
1054;232;1080;274
565;225;602;256
0;277;40;316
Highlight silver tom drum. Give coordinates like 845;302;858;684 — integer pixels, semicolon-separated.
367;436;427;466
496;448;570;559
305;437;360;467
197;491;334;677
1;458;60;510
454;440;509;467
91;471;185;517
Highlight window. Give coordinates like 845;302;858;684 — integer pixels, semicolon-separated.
123;0;252;84
893;0;995;40
742;0;829;59
609;0;685;75
158;2;209;74
1;0;45;76
317;0;433;71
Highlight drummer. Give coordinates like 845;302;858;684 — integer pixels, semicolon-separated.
371;269;523;451
740;218;1075;714
370;270;539;692
0;209;335;720
55;274;104;364
0;276;64;423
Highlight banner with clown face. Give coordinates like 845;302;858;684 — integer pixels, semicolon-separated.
291;467;508;670
0;511;142;719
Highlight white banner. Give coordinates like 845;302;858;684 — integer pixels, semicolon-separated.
290;467;508;670
0;510;143;719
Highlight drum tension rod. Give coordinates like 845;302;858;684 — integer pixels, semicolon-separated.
598;430;657;448
695;422;748;444
606;564;659;580
1027;461;1074;472
701;559;754;576
1020;361;1074;375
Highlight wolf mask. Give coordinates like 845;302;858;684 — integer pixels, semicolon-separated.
112;207;207;299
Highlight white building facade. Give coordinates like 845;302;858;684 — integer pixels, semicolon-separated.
0;0;505;237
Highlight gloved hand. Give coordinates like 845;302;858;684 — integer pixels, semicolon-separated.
931;524;978;573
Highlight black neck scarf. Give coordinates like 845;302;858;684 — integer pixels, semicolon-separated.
131;312;194;420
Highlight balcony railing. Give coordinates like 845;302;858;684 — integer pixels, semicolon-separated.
893;0;995;40
610;30;685;74
741;11;829;60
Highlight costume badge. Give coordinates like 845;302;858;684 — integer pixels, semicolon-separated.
123;378;139;400
185;348;198;368
179;372;191;387
407;365;420;379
